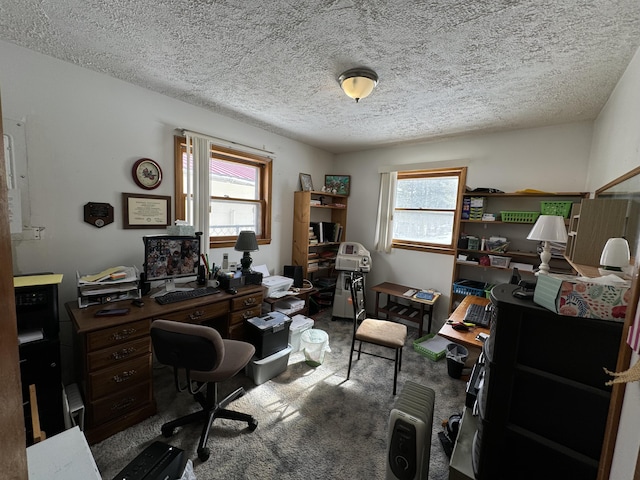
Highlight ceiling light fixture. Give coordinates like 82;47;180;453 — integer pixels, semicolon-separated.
338;68;378;103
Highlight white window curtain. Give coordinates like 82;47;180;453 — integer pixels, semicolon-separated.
184;132;211;245
374;171;397;253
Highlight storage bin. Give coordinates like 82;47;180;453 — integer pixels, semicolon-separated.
500;211;540;223
245;346;292;385
453;279;488;297
245;312;292;359
540;201;573;218
288;314;314;352
413;333;449;361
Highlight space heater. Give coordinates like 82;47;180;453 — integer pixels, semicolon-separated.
386;381;435;480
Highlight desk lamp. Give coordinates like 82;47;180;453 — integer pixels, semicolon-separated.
234;230;259;274
526;215;568;275
599;237;630;277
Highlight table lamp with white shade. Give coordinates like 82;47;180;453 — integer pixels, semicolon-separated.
526;215;568;275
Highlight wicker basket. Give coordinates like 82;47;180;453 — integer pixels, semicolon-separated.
540;201;573;218
500;211;540;223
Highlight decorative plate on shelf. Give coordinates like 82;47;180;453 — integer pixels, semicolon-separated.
132;158;162;190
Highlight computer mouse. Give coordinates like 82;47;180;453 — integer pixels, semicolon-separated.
226;288;237;295
452;322;470;331
131;299;144;308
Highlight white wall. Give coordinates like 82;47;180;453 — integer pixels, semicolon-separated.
335;122;593;324
588;46;640;479
0;40;333;381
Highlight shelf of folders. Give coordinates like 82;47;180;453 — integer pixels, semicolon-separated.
76;265;141;308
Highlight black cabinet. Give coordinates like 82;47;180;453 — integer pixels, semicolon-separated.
15;279;65;444
472;284;622;480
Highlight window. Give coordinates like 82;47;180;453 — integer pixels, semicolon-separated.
174;136;272;248
392;167;467;252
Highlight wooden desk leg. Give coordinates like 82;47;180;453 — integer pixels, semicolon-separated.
375;292;381;319
418;303;424;337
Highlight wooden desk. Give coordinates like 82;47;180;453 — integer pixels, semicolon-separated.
65;284;263;444
371;282;440;337
438;294;490;350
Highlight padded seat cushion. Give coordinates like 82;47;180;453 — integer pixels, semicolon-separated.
192;339;255;383
355;318;407;348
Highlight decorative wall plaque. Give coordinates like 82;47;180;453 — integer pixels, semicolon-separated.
84;202;114;228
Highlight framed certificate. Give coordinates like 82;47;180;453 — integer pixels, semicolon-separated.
122;193;171;229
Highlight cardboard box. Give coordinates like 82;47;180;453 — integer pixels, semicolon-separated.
533;274;631;321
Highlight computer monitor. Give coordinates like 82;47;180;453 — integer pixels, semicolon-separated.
142;235;201;298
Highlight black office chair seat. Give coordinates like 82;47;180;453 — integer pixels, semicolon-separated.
150;319;258;461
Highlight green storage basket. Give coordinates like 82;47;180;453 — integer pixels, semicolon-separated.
413;333;449;361
540;201;573;218
500;211;540;223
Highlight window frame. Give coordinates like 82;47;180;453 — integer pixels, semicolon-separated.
174;136;272;249
391;167;467;254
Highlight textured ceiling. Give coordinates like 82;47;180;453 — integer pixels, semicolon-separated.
1;1;640;153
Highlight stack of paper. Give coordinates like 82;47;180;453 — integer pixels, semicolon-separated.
77;266;140;308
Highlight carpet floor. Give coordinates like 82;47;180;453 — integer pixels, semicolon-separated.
91;310;469;479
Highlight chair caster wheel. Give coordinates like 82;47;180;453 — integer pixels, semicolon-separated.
248;419;258;431
161;425;175;437
198;447;210;461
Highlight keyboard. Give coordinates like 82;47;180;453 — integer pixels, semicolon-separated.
463;303;492;327
155;286;220;305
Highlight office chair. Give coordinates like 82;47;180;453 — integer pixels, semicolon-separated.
150;319;258;461
347;272;408;395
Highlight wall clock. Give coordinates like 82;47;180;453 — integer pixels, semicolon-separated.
132;158;162;190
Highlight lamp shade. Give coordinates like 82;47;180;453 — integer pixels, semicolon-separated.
338;68;378;102
234;231;259;252
600;237;630;269
526;215;568;243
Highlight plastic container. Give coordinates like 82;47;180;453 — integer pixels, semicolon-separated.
300;329;330;367
500;211;540;223
245;312;292;359
446;343;469;379
413;333;449;361
288;314;315;352
540;201;573;218
245;345;292;385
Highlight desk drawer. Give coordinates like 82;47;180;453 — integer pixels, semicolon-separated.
87;337;151;371
87;319;150;352
89;355;151;400
90;381;152;425
157;302;228;324
231;293;263;312
230;304;262;326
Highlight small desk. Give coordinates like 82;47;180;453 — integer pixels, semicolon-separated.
371;282;440;337
438;294;490;350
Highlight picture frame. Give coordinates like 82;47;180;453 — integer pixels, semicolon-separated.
299;173;314;192
122;193;171;229
325;175;351;196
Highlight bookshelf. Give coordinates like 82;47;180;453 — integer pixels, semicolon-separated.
292;190;348;279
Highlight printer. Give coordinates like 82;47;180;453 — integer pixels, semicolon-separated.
335;242;371;273
262;275;294;298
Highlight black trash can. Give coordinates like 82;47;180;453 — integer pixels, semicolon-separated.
446;343;469;379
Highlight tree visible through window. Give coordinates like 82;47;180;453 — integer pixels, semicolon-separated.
392;168;466;251
174;136;272;248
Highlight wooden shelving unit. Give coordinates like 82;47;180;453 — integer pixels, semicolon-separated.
292;190;348;279
450;191;588;313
